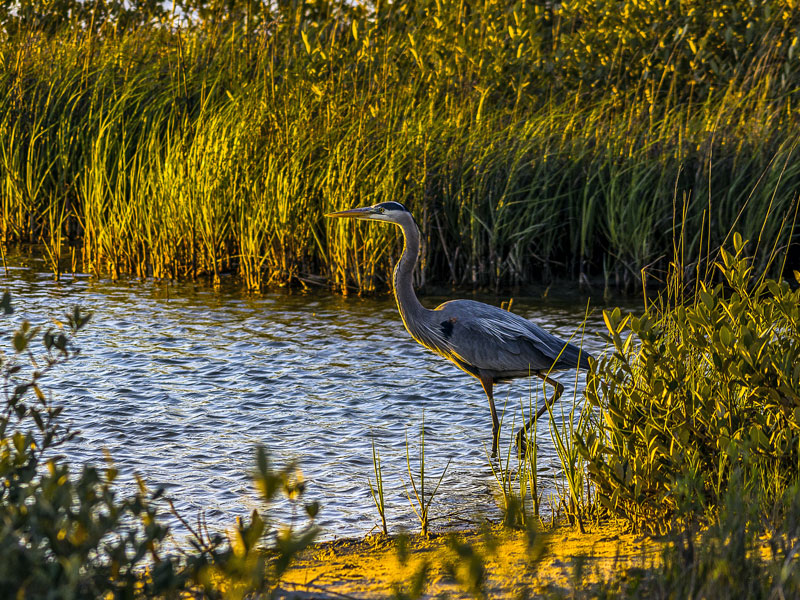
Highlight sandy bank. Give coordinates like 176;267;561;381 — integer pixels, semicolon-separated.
277;525;659;598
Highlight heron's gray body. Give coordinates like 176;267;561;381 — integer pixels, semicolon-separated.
405;299;590;383
327;201;592;455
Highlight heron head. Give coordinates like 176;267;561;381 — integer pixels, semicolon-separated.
326;202;412;224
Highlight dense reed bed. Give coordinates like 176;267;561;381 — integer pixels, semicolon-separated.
1;1;798;292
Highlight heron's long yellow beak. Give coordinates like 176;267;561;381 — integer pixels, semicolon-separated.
325;207;376;219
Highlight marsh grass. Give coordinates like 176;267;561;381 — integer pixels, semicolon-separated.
368;436;389;536
1;2;798;292
486;410;528;529
546;382;590;534
485;399;549;531
488;317;596;532
520;394;541;519
488;369;593;532
403;416;451;537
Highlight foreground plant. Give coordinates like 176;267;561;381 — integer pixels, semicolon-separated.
579;235;800;532
368;436;389;535
186;447;319;599
0;296;175;597
391;533;431;600
404;416;450;537
546;474;800;599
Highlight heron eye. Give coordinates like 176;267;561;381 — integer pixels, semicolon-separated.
379;208;385;214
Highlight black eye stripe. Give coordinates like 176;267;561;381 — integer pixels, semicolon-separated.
375;202;409;213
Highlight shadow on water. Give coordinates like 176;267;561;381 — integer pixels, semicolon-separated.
2;251;622;541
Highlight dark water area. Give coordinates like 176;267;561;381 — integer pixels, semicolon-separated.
1;253;622;545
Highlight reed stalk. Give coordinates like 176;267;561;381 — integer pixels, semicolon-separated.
404;415;450;537
367;436;388;536
0;3;797;292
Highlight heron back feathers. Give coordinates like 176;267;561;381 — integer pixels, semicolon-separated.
407;299;592;381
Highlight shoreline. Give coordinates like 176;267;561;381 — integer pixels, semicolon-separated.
278;523;659;598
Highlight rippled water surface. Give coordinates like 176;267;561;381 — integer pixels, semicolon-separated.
4;255;611;542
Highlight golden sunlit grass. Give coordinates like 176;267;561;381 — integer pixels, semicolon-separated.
1;1;798;292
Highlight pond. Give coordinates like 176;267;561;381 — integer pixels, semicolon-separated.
3;253;612;544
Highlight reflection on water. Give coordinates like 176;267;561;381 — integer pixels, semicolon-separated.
2;254;610;542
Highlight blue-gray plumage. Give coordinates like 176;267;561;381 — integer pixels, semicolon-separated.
327;201;592;456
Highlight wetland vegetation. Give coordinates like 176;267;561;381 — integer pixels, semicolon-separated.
1;0;800;597
1;0;798;292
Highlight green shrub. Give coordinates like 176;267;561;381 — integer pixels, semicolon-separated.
548;476;800;599
646;475;800;599
580;235;800;532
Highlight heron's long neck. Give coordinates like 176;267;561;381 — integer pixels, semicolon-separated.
393;219;427;329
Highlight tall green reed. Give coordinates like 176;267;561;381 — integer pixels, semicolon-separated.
488;323;595;532
1;2;798;291
404;415;451;537
368;436;389;536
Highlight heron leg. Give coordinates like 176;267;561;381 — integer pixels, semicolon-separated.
516;374;564;453
479;374;500;458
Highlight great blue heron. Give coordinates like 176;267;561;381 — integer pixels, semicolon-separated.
327;201;592;456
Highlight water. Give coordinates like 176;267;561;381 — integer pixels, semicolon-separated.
1;254;609;544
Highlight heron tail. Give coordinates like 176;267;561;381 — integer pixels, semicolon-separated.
556;341;593;371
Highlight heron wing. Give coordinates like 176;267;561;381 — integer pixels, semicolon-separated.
432;300;585;375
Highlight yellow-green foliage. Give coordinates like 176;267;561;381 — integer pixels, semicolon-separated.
0;1;798;291
580;236;800;532
554;0;800;94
